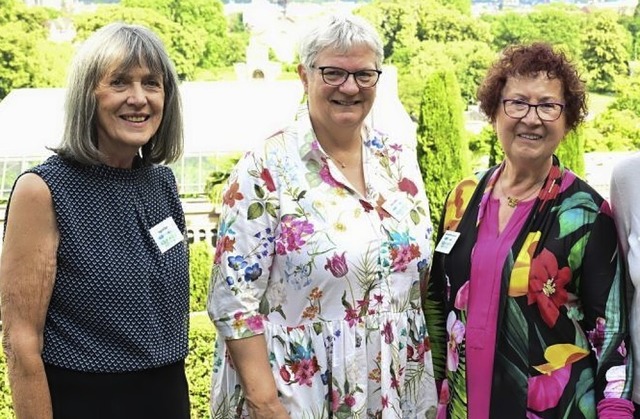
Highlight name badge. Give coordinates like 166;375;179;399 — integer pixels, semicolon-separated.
435;230;460;254
384;197;412;221
149;217;184;253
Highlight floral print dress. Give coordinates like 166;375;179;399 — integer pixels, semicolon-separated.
425;158;633;419
207;104;438;419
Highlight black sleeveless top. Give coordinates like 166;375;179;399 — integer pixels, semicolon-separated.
11;155;189;372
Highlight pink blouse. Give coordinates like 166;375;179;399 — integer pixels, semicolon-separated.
466;196;533;419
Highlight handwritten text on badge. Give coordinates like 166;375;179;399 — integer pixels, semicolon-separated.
149;217;184;253
435;230;461;254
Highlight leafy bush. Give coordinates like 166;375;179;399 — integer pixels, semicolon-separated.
0;347;12;417
187;313;216;419
584;108;640;151
190;241;214;312
0;315;217;418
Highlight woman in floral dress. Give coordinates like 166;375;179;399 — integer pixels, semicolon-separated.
207;13;437;419
426;42;633;418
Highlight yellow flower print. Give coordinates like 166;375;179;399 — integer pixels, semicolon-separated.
533;343;589;375
509;231;541;297
443;178;477;232
334;221;347;232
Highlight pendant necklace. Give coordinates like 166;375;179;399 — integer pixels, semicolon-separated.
325;148;362;169
325;152;347;168
500;176;544;208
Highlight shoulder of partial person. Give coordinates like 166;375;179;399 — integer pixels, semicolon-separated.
611;152;640;182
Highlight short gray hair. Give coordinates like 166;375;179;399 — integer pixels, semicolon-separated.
53;22;183;166
298;14;384;70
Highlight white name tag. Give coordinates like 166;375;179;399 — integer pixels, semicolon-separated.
149;217;184;253
434;230;460;254
384;196;412;221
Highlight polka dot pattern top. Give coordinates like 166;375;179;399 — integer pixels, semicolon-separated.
23;155;189;373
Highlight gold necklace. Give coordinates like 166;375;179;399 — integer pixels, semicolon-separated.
500;176;544;208
325;151;346;168
325;148;362;169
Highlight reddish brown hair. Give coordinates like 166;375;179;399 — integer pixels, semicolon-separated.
477;42;587;132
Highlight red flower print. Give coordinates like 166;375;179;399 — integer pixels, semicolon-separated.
344;394;356;407
382;320;394;344
280;365;291;382
290;358;320;387
223;181;244;207
260;168;276;192
527;248;571;328
331;389;341;412
398;177;418;196
359;199;374;213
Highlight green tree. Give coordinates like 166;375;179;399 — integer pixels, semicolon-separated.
483;11;536;51
123;0;233;69
556;126;585;177
528;4;585;60
355;0;419;60
437;0;471;15
581;10;631;93
0;3;63;98
0;22;40;98
445;40;495;105
73;5;206;80
611;73;640;116
417;69;470;230
416;4;491;44
395;41;452;119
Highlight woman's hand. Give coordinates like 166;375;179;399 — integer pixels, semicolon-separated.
247;397;290;419
226;334;290;418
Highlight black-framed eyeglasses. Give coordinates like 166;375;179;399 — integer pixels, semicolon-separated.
502;99;565;122
312;66;382;88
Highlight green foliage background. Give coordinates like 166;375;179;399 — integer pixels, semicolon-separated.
190;241;214;312
417;69;470;230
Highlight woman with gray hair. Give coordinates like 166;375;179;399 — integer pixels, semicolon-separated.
207;13;437;418
0;22;189;418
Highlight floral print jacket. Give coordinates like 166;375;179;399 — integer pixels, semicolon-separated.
425;157;633;418
207;104;438;418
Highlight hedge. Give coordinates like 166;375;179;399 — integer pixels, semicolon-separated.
0;312;217;418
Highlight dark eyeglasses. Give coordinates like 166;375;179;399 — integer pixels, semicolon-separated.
502;99;565;122
312;66;382;88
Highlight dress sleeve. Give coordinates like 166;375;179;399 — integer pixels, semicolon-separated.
580;204;634;412
206;150;278;340
610;165;631;257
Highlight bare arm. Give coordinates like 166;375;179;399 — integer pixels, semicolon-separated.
226;335;290;419
0;173;58;419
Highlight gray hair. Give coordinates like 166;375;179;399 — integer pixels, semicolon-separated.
53;22;183;166
298;13;384;70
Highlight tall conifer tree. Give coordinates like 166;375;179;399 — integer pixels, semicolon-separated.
417;69;470;231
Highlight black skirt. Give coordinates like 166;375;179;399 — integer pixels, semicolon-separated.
45;360;190;419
